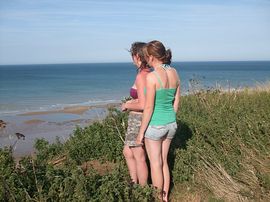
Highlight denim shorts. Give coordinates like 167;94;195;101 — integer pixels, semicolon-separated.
144;122;177;141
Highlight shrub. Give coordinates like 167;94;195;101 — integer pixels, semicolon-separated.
1;90;270;201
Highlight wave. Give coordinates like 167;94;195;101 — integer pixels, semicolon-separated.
0;99;121;116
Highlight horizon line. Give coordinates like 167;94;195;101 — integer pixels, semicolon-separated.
1;59;270;66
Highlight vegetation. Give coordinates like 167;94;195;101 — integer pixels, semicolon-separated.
1;86;270;201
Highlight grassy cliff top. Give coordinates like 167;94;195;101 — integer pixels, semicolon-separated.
1;85;270;201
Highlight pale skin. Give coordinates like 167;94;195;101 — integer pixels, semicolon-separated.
136;55;180;201
121;54;149;185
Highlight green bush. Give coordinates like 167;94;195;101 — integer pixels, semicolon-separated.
65;108;128;163
1;90;270;201
171;90;270;201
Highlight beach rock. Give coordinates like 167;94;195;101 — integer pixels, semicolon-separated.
15;132;25;140
0;120;7;129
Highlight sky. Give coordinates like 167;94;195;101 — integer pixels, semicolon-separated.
0;0;270;65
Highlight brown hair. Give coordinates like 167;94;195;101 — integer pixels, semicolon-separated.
129;42;148;70
143;40;172;65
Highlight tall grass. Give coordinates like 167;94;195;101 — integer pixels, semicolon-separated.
1;84;270;201
171;85;270;201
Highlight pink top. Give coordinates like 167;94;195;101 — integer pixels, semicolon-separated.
130;88;138;99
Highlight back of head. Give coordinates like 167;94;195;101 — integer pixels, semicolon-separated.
130;42;148;70
143;40;172;65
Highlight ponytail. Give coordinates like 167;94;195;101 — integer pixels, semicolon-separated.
144;40;172;65
165;49;172;65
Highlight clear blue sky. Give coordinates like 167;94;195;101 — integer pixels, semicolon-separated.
0;0;270;65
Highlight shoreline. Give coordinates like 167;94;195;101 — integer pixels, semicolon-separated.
18;106;93;116
1;81;269;159
0;102;121;158
17;103;120;116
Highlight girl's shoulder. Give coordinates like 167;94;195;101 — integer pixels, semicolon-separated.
167;66;177;72
145;72;158;84
167;66;179;76
136;69;150;79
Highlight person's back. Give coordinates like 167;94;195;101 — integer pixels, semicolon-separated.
149;65;179;125
137;40;180;202
121;42;149;186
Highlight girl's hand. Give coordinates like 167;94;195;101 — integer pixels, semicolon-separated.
121;103;127;111
121;99;138;111
126;99;138;104
136;133;144;145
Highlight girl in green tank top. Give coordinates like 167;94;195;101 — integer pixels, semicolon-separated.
136;40;180;202
148;66;177;125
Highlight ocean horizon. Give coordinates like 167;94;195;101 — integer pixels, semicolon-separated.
1;60;270;157
1;61;270;115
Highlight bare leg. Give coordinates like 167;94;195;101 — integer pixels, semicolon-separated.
145;138;163;194
123;145;137;183
161;138;172;202
131;146;148;185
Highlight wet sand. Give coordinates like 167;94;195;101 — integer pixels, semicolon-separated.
18;103;119;116
24;119;46;124
18;106;92;116
0;102;121;158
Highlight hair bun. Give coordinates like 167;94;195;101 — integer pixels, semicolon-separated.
165;49;172;65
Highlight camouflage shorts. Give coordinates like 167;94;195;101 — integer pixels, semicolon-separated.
125;113;142;147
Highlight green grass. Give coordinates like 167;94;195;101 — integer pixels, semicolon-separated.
1;88;270;201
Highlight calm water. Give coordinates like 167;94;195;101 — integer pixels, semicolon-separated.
1;61;270;114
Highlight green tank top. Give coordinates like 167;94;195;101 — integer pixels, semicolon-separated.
148;66;177;126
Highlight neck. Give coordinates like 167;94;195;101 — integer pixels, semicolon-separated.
151;61;163;70
138;67;150;73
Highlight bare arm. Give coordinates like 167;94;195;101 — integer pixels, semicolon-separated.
123;74;146;112
136;74;156;144
174;79;180;112
172;68;180;112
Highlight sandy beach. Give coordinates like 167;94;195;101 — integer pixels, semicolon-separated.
18;106;93;116
0;102;121;158
18;103;120;116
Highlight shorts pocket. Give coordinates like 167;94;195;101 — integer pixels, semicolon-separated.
172;122;177;130
167;122;177;139
150;125;166;130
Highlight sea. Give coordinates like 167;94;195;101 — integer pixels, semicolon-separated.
1;61;270;115
0;61;270;157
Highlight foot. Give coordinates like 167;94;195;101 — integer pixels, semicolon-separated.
162;190;168;202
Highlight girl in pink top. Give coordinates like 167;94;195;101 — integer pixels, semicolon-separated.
121;42;150;185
